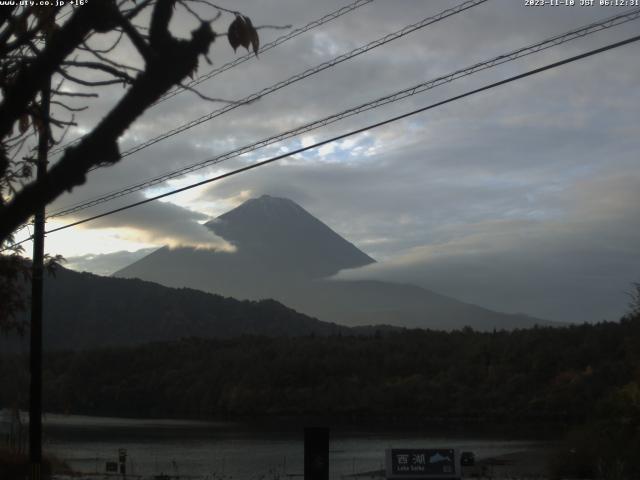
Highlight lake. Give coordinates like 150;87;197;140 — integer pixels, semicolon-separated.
1;412;549;479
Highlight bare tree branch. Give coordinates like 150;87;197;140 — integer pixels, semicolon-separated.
61;60;136;83
57;68;129;87
51;89;99;98
50;101;88;113
115;12;154;62
0;4;103;138
81;44;143;74
80;30;125;55
177;81;240;103
0;9;217;241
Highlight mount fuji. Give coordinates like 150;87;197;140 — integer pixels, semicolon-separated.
115;195;551;330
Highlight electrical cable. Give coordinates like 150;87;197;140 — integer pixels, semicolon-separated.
49;0;375;155
46;7;640;219
158;0;375;104
50;0;489;163
2;31;634;254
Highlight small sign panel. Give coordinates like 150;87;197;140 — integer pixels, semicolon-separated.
386;449;459;479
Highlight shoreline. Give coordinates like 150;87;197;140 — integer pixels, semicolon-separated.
0;446;556;480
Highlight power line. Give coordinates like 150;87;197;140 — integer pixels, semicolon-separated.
80;0;489;165
47;7;640;219
2;32;633;252
49;0;374;156
46;0;488;216
158;0;374;104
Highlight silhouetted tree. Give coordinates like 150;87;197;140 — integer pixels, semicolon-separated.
628;282;640;319
0;0;261;330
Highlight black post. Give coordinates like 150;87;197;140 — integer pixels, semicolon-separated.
304;427;329;480
30;78;50;480
119;448;127;479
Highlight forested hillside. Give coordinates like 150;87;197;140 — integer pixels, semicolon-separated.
2;266;351;351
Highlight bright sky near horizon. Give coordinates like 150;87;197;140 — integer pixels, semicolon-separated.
12;0;640;323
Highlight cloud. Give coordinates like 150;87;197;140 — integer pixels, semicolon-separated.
65;248;158;276
35;1;640;322
66;192;235;251
50;0;637;207
336;174;640;323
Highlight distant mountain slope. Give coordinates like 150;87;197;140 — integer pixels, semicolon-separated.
115;195;554;331
3;266;349;352
268;279;547;331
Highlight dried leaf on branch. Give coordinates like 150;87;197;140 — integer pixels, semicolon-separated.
228;14;259;56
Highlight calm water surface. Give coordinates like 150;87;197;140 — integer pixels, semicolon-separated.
2;412;547;479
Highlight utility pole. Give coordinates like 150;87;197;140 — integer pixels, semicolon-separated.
30;75;50;480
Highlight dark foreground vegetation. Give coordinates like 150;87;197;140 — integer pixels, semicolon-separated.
2;311;639;478
1;316;637;421
0;448;71;480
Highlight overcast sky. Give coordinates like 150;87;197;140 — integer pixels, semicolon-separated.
18;0;640;323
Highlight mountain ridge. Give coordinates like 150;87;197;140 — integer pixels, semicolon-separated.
1;266;365;352
115;195;556;331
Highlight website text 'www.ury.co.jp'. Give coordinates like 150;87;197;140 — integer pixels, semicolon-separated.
0;1;87;6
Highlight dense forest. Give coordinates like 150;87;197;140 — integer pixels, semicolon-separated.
2;311;639;478
1;315;638;423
